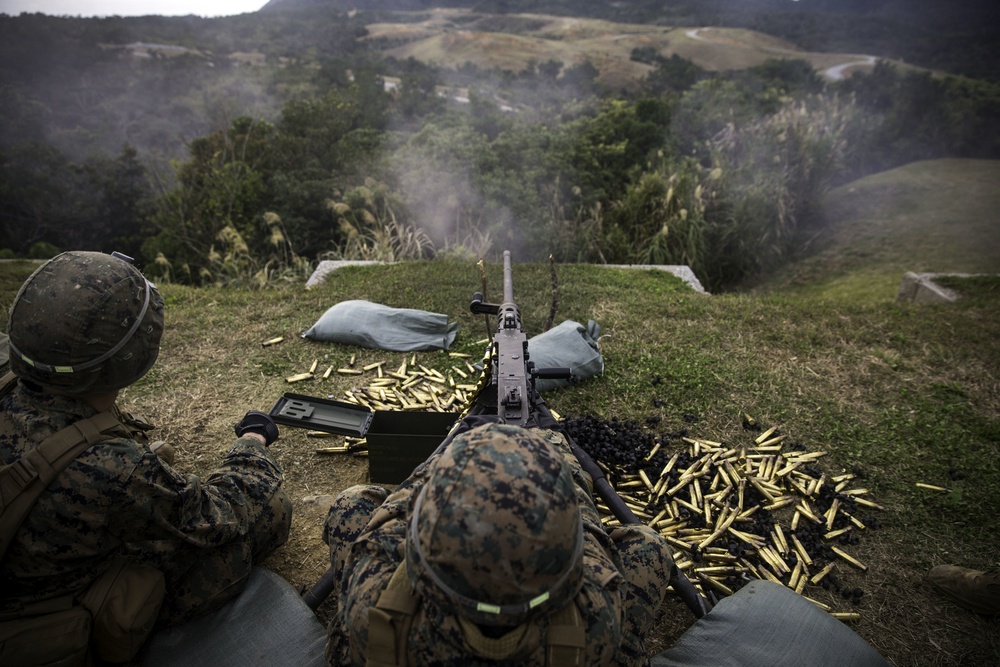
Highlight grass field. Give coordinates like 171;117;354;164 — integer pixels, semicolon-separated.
362;8;921;88
1;160;997;665
757;159;1000;301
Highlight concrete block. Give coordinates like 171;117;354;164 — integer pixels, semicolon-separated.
896;272;964;304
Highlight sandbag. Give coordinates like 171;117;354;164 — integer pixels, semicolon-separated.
528;320;604;392
0;602;91;667
143;568;326;667
302;300;459;352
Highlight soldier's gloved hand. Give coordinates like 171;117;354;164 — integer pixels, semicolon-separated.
234;410;280;446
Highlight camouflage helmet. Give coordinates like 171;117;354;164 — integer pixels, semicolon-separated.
405;422;585;627
7;251;164;394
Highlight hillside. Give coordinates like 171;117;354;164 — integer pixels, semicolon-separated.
266;0;1000;81
756;159;1000;300
364;9;908;90
0;5;963;162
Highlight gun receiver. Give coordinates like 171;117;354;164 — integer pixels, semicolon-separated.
470;250;562;425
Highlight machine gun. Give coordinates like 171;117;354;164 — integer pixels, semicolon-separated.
466;251;711;619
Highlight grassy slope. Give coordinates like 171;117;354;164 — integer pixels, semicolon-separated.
1;185;998;663
759;159;1000;301
364;9;921;87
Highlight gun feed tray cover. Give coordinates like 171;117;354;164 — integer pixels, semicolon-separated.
270;393;373;438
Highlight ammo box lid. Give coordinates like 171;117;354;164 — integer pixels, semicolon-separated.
269;393;373;437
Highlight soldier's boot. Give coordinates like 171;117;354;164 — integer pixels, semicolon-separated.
927;565;1000;615
150;440;176;466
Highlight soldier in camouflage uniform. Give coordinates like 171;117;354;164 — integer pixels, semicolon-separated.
322;419;673;666
0;251;291;626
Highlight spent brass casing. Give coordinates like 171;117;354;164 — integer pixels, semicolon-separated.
830;546;867;571
773;525;789;554
661;453;680;478
788;559;803;590
825;498;841;532
754;426;778;444
760;546;789;574
645;442;662;462
790;533;813;566
750;477;777;504
639;469;655;493
831;613;861;622
756;435;787;448
697;573;734;597
824;527;852;541
794;570;809;594
314;446;350;454
763;496;796;511
803;596;831;612
915;483;949;492
789;450;827;462
852;497;885;511
809;562;836;585
796;501;823;524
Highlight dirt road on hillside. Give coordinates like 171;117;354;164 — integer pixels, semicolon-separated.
684;27;876;81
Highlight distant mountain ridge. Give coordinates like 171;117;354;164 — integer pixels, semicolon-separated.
2;0;997;164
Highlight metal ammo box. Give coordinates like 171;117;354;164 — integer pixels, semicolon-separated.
269;392;458;485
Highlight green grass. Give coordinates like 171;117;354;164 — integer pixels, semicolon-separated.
758;159;1000;301
2;157;998;663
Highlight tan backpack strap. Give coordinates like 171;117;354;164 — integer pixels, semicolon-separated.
0;371;18;397
0;410;127;563
367;560;419;667
546;601;586;666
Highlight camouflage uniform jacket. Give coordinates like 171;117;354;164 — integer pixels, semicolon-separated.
328;430;642;666
0;379;285;611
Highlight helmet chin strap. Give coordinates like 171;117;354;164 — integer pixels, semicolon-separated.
43;385;120;411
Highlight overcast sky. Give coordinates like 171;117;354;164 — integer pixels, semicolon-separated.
0;0;268;17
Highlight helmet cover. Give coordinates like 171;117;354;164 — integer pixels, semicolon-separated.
405;422;584;626
7;251;164;393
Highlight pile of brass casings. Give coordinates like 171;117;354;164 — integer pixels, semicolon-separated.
596;425;882;619
296;352;482;454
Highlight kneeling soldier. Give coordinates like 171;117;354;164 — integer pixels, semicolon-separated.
0;251;291;665
323;420;672;666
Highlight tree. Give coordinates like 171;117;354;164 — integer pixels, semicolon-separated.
562;98;671;203
144;117;275;282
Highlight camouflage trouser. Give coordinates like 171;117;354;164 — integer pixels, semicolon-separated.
323;485;391;588
125;488;292;626
610;525;673;666
322;484;391;666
